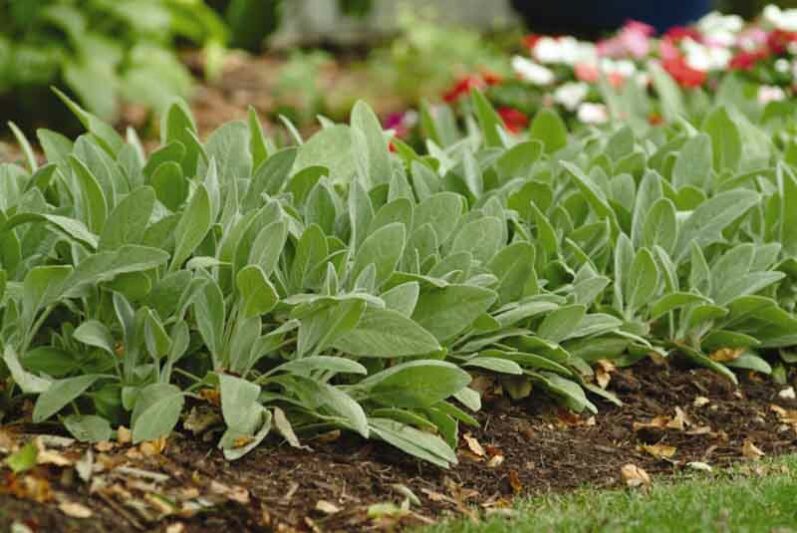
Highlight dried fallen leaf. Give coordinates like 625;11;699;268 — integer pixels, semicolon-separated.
742;439;765;460
693;396;711;408
311;430;341;443
116;426;132;444
146;493;177;515
621;464;651;488
685;425;713;436
33;436;73;450
507;469;523;494
94;441;115;452
420;489;452;503
667;407;690;430
2;474;53;503
0;429;16;454
210;480;250;505
778;386;796;400
487;454;505;468
140;436;167;456
687;461;713;472
315;500;341;515
554;408;584;427
58;501;93;518
709;347;744;363
595;359;616;389
640;443;677;460
462;433;485;457
165;524;186;533
199;388;221;405
115;466;170;483
35;439;72;467
770;404;797;427
633;415;670;431
75;450;94;483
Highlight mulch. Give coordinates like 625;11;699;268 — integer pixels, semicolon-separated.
2;359;796;532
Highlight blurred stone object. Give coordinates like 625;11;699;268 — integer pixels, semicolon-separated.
270;0;515;47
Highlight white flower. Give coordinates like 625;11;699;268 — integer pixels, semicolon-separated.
775;58;790;73
511;56;555;85
682;38;731;72
758;85;787;104
698;11;743;47
533;36;596;65
553;82;588;110
600;58;637;77
763;4;797;32
577;102;609;124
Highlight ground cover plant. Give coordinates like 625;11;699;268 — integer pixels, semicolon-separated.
1;69;796;474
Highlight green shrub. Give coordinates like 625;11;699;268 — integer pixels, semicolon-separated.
0;85;795;466
0;0;227;121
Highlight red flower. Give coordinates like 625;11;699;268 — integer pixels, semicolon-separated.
729;49;769;70
442;75;485;103
522;34;542;50
481;69;503;86
497;107;528;134
767;29;797;54
648;112;664;125
663;26;702;43
662;56;706;88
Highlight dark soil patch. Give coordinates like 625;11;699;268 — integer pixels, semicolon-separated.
2;360;796;532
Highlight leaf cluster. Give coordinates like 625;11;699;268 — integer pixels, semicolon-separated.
1;86;795;466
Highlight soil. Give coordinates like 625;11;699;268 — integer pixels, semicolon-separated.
2;50;406;165
127;50;407;139
2;359;796;532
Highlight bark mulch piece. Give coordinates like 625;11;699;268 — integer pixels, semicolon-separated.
2;360;795;532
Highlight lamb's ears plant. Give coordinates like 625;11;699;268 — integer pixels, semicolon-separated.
1;90;795;467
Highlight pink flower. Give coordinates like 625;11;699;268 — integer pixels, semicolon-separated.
659;39;681;61
625;20;656;37
597;20;654;59
737;27;768;50
574;62;599;83
384;112;409;138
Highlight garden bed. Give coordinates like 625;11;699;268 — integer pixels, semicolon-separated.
3;360;795;532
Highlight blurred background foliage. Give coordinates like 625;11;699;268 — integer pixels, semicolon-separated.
722;0;797;16
0;0;795;131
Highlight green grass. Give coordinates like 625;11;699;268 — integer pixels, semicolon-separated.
425;456;797;533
